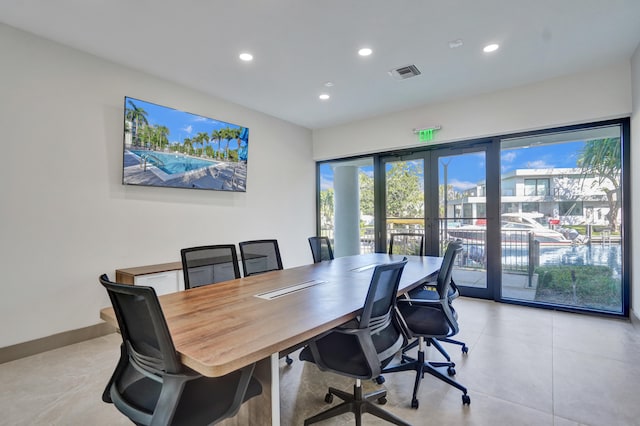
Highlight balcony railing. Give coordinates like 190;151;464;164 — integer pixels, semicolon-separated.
322;219;539;273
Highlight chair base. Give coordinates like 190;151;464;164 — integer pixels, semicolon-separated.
304;381;410;426
402;337;468;362
439;337;469;354
383;343;470;408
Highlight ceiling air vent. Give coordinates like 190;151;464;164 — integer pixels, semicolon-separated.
388;64;421;80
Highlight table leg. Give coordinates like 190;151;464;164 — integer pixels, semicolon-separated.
270;352;280;426
218;354;279;425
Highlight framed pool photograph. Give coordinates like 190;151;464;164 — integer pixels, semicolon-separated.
122;96;249;192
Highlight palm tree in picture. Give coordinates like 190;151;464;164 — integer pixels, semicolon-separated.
183;137;193;155
192;133;201;156
211;129;222;159
125;100;149;146
221;127;234;160
156;126;170;151
229;127;242;162
138;125;153;149
196;132;210;157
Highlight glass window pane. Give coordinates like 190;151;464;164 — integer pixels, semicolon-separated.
319;158;374;256
500;125;623;313
537;179;549;196
439;150;487;290
524;179;537;196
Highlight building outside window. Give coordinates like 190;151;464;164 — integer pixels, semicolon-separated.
524;178;550;196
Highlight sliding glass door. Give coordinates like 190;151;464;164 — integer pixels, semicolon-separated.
433;147;489;296
380;154;425;254
380;145;493;298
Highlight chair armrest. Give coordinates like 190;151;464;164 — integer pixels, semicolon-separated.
307;323;384;379
397;297;444;307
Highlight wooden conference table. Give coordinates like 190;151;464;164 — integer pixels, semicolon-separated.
100;253;442;425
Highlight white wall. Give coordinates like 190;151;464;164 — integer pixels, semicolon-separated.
631;42;640;321
313;63;631;160
0;24;315;348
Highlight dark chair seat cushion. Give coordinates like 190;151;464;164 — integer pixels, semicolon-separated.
299;332;372;377
399;304;450;337
173;373;262;426
119;372;162;415
117;366;262;426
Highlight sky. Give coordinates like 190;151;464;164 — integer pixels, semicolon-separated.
320;141;587;192
125;97;246;150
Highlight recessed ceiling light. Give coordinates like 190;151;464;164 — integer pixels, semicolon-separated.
358;48;373;57
324;81;334;87
483;44;499;53
239;52;253;61
319;94;330;100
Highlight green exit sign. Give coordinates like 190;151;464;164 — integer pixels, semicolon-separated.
413;126;441;142
419;128;436;142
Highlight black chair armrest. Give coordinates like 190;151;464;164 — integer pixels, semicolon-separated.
306;324;384;379
397;296;445;307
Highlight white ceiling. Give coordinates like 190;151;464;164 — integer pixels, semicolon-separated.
1;0;640;129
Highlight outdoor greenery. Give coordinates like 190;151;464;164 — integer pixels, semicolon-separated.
319;188;334;230
534;265;620;311
359;171;374;217
384;162;424;218
124;101;246;162
578;138;621;230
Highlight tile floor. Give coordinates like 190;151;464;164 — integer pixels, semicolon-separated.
1;298;639;426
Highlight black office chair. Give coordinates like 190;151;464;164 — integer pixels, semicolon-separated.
404;278;469;359
382;241;470;408
99;274;262;425
299;259;410;426
238;239;283;276
180;244;241;289
399;240;469;363
389;233;424;256
308;236;334;263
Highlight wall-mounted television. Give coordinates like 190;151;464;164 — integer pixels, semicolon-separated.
122;96;249;192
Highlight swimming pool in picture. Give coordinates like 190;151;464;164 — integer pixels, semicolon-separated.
129;150;218;175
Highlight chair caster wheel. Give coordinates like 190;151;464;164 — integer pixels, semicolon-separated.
324;393;333;403
374;375;385;384
462;345;469;354
462;394;471;405
285;356;293;365
378;396;387;405
411;399;419;409
447;366;456;376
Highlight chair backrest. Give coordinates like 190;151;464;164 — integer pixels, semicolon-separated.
360;258;408;329
388;233;424;256
358;258;409;369
435;241;463;300
180;244;241;289
99;274;181;374
308;236;334;263
238;239;283;276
